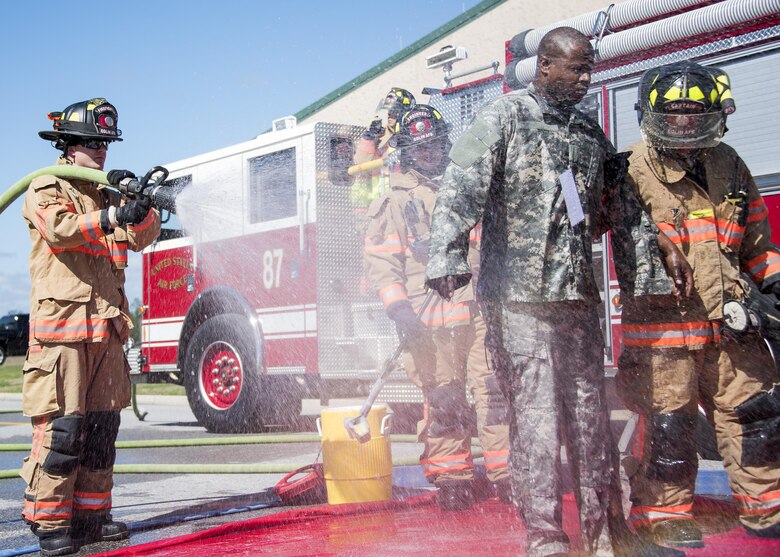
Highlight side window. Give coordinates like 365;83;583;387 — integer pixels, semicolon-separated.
249;147;297;224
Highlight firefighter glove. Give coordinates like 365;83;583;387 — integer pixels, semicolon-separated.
362;118;385;142
760;280;780;308
114;197;152;227
386;300;432;352
106;169;137;187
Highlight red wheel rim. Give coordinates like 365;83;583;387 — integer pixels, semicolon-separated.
198;341;244;409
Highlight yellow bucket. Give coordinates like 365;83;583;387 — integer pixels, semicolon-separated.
317;404;393;505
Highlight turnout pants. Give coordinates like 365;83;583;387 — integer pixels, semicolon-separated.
20;328;130;531
485;301;617;557
617;331;780;532
403;307;509;484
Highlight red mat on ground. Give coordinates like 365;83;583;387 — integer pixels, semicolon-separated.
95;493;780;557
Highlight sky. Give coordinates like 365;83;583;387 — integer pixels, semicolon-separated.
0;0;484;316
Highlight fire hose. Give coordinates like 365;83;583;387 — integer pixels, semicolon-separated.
0;165;178;217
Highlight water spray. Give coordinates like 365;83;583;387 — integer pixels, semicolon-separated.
344;290;436;443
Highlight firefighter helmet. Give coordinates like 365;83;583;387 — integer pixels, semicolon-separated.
376;87;416;119
389;105;449;149
636;61;733;150
39;98;123;148
390;104;451;176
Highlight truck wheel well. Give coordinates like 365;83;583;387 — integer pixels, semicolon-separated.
177;286;263;373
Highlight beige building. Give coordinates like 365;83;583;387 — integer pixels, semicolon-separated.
295;0;619;127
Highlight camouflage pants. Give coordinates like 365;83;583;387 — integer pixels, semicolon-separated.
484;300;616;557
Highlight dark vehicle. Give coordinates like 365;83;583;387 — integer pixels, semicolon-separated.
0;313;29;365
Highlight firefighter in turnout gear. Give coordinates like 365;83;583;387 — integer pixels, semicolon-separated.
364;104;511;511
617;61;780;548
425;28;687;557
351;87;416;208
21;98;161;556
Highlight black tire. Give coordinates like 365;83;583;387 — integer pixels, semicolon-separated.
0;345;5;366
182;314;267;433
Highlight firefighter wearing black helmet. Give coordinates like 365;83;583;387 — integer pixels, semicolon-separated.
617;61;780;548
351;87;417;207
364;104;511;510
20;98;161;556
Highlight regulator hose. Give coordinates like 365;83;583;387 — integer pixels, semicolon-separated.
0;166;108;215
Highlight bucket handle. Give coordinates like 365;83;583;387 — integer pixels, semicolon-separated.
380;413;392;435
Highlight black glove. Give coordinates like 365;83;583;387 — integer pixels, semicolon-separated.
362;118;385;142
106;169;136;187
386;300;432;352
115;197;152;226
760;280;780;308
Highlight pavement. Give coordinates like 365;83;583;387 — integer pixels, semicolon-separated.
0;375;730;556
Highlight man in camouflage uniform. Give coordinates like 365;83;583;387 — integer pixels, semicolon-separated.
617;61;780;548
364;104;511;510
21;98;160;556
426;28;686;557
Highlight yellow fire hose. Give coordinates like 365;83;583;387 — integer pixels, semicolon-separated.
0;435;483;479
0;166;109;215
346;157;386;176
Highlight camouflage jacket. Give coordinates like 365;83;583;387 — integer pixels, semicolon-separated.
22;158;161;343
426;84;671;305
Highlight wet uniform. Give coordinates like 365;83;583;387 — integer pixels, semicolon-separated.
617;141;780;534
364;168;510;487
426;84;671;557
20;158;160;533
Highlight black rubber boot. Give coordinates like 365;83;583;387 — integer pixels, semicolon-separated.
612;533;686;557
436;480;475;511
745;521;780;538
492;477;513;504
36;527;77;557
640;518;704;549
72;514;129;544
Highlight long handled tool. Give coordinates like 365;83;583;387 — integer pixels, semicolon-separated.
344;290;436;443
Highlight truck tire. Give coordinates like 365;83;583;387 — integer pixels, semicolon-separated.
0;345;5;366
182;314;266;433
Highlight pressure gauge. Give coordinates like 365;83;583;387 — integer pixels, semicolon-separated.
723;300;751;333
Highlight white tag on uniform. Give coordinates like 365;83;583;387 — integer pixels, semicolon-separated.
560;168;584;227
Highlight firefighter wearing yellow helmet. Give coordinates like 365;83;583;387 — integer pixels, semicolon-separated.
364;105;511;510
21;98;161;556
351;87;417;208
617;61;780;548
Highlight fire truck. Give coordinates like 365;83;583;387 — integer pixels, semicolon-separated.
137;0;780;433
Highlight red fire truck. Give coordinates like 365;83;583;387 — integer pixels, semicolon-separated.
137;1;780;433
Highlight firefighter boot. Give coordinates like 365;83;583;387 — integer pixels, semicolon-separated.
493;477;513;505
35;527;77;557
436;480;474;511
639;518;704;549
745;522;780;538
72;514;129;545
